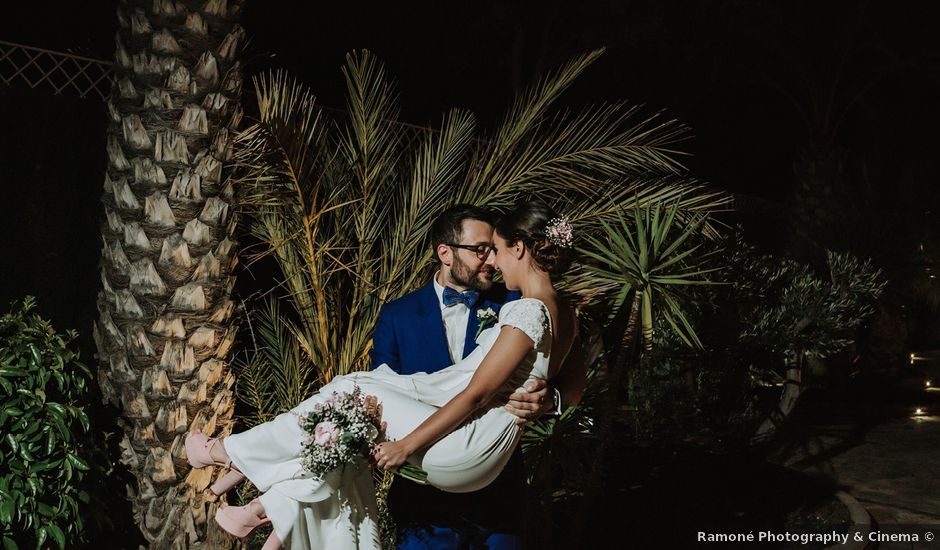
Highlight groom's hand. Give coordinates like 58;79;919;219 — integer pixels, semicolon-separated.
505;379;551;426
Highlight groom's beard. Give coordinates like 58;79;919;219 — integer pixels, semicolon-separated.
450;255;494;292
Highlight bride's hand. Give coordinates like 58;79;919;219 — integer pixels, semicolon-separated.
505;378;551;425
372;440;409;471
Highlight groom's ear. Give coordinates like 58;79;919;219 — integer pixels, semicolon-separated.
436;243;452;266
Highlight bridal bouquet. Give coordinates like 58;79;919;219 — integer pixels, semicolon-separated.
298;386;428;484
298;386;379;476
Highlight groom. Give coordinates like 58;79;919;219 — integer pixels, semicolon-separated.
370;204;561;549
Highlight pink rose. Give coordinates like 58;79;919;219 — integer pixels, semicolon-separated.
314;421;341;446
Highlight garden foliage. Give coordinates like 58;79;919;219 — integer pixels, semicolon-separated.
0;297;94;550
631;235;886;445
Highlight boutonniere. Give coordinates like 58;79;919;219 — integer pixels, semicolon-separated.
475;307;498;340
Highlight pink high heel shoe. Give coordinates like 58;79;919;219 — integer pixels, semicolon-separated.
215;500;271;538
185;430;247;495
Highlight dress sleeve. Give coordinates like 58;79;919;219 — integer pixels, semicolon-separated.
499;299;550;348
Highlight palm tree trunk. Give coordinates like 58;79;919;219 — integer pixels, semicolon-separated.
574;291;641;540
94;1;246;547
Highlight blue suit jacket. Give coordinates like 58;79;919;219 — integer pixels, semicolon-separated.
370;282;518;374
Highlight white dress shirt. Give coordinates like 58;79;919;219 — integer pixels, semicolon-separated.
432;274;471;364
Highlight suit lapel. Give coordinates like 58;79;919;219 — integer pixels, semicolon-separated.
463;303;480;359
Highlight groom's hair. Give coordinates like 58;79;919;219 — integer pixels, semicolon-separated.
430;204;494;260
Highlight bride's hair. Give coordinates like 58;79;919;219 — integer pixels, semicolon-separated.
495;199;573;276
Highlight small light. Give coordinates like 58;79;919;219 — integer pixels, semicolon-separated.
927;380;933;388
915;407;925;416
911;353;916;364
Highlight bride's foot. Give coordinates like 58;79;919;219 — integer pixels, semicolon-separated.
215;498;270;538
185;430;233;468
185;430;247;495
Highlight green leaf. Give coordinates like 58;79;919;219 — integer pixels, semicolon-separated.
76;410;90;433
32;459;55;473
18;444;34;462
0;368;28;378
46;524;65;550
29;345;42;367
36;526;47;549
2;535;17;550
26;477;40;496
4;434;17;454
61;494;77;518
36;502;53;517
45;430;56;455
46;402;66;417
66;454;90;472
0;494;13;524
49;415;69;442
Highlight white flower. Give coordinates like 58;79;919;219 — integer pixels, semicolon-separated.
477;307;497;321
476;307;499;340
545;217;574;248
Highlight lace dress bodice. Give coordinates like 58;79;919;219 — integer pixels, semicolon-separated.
475;298;553;396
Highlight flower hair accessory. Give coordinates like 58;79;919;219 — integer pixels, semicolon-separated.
545;217;574;248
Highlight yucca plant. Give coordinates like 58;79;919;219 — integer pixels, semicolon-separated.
572;201;722;531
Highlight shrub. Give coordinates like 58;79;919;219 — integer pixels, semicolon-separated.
0;297;93;549
631;235;886;447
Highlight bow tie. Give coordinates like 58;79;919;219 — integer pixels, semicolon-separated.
442;287;480;308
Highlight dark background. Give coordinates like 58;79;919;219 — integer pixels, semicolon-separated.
2;0;939;349
0;2;938;546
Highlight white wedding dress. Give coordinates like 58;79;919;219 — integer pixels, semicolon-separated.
223;298;554;549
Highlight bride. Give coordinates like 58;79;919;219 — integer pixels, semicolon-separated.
185;200;582;549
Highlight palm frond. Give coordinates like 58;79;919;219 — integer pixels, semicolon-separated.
232;51;731;429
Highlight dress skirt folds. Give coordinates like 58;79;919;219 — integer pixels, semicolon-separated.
223;299;552;549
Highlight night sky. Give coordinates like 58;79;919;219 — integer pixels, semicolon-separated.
4;1;940;197
2;0;939;338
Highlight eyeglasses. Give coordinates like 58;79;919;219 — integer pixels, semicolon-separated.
446;243;495;259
